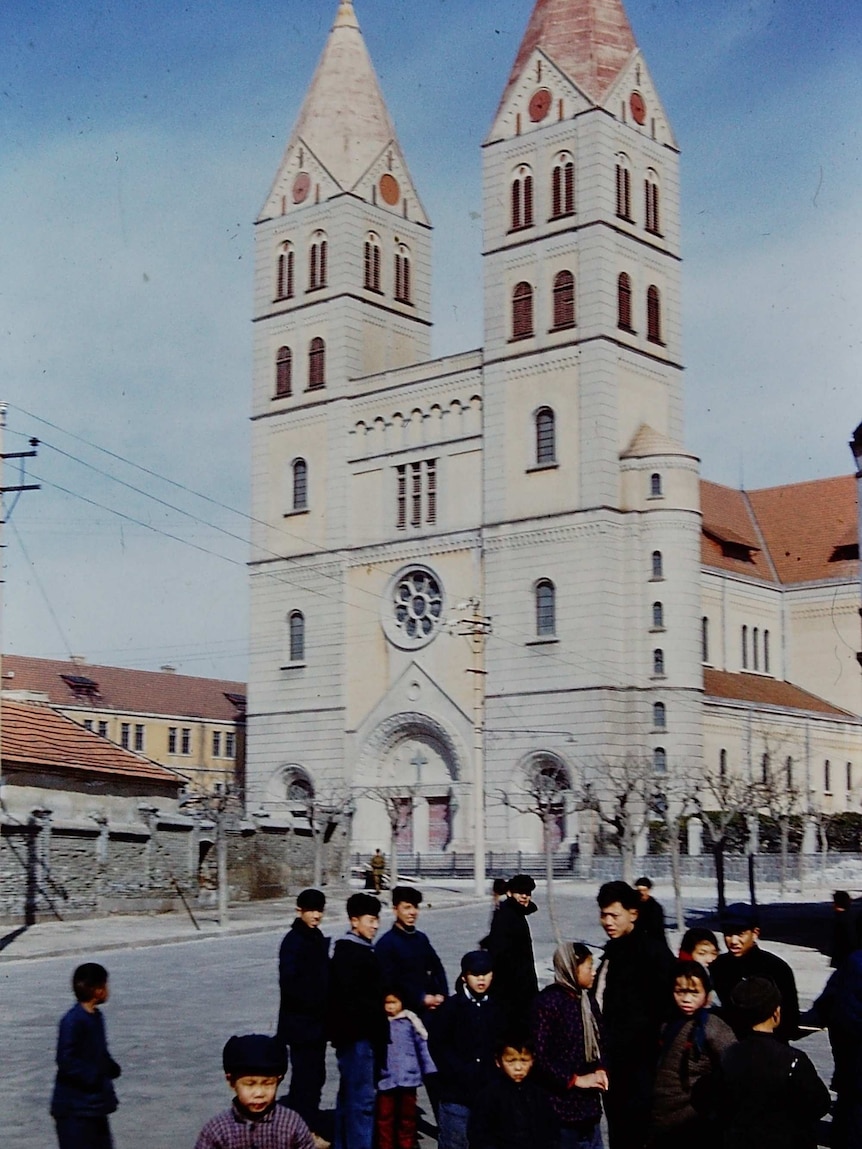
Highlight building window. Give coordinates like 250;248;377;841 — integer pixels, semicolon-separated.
650;472;662;497
702;617;710;663
292;458;308;512
309;232;327;290
394;245;412;304
742;625;748;669
653;747;667;774
646;285;662;344
761;753;770;785
536;580;556;637
289;611;305;663
83;719;93;731
847;762;853;792
552;270;576;330
181;728;191;755
98;720;108;738
615;155;632;220
276;243;294;300
168;727;177;754
653;702;667;730
120;722;130;749
825;760;832;793
225;732;236;759
511;168;534;230
719;748;727;779
535;407;556;465
786;756;794;789
651;551;663;579
652;601;664;630
308;337;326;389
753;627;759;671
213;731;222;757
653;649;665;676
364;234;381;292
396;459;437;530
763;630;770;674
275;346;292;398
134;724;144;752
512;281;534;340
645;171;661;235
618;272;634;331
551;154;575;218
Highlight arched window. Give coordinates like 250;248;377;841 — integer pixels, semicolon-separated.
551;154;575;218
653;649;665;676
652;602;664;629
276;243;294;301
618;272;634;331
753;628;759;671
645;170;661;235
535;580;556;637
308;337;326;389
653;747;667;774
761;753;770;785
653;702;666;730
763;630;770;674
825;760;832;792
309;232;327;291
651;551;663;579
646;285;662;343
847;762;853;792
511;167;534;230
650;472;662;497
275;346;292;398
289;611;305;663
702;617;710;663
615;154;632;220
786;756;794;789
364;234;381;292
742;625;748;669
394;245;412;304
512;281;534;340
292;458;308;512
552;270;576;330
535;407;556;465
719;748;728;779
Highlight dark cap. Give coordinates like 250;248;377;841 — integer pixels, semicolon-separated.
222;1034;287;1078
721;902;760;932
508;874;536;895
391;885;422;907
635;876;653;890
346;892;381;919
296;888;326;911
730;976;781;1026
461;950;494;975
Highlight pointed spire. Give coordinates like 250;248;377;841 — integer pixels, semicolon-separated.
286;0;400;191
499;0;637;110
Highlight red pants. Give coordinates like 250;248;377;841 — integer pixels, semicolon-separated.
376;1087;418;1149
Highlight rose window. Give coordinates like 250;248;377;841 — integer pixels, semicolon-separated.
388;568;444;648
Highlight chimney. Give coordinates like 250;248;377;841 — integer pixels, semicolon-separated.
161;665;177;674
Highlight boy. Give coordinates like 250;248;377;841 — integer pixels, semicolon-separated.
468;1036;557;1149
276;888;330;1141
51;962;122;1149
429;951;504;1149
718;978;829;1149
194;1033;316;1149
328;893;387;1149
375;886;448;1018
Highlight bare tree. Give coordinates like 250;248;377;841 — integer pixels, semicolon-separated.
750;729;803;897
648;776;692;933
581;756;656;886
689;766;756;913
360;784;422;889
302;785;356;888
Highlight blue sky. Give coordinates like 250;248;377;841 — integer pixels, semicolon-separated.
0;0;859;679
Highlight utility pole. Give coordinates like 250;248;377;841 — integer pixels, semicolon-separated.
458;599;491;897
0;404;40;784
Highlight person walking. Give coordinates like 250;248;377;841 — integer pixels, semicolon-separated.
482;875;539;1024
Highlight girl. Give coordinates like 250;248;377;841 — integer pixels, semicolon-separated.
650;960;735;1149
531;942;607;1149
376;987;436;1149
678;928;720;967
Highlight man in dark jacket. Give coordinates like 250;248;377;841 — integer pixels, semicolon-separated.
718;977;829;1149
595;880;674;1149
634;876;666;942
276;888;330;1139
806;947;862;1148
482;875;538;1024
328;893;386;1149
375;885;448;1018
710;903;800;1042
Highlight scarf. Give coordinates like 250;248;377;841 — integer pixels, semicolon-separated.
553;943;602;1065
390;1008;428;1039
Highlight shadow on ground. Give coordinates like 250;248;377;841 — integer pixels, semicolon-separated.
687;901;835;955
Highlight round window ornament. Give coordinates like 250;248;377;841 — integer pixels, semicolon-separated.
292;172;311;204
382;566;445;650
528;88;552;122
630;91;647;125
379;174;401;206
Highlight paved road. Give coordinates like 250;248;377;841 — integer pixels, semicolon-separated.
0;890;836;1148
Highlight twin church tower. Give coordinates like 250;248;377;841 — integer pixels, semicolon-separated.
246;0;703;856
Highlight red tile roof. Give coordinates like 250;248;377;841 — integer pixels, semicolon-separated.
2;656;245;719
700;476;858;585
2;698;184;784
704;669;860;720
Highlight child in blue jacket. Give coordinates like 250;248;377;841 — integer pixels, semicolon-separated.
376;987;437;1149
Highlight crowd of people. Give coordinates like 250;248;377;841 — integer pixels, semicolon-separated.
50;876;860;1149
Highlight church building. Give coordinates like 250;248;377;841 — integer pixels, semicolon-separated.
246;0;861;858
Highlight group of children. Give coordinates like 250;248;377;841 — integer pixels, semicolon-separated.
50;878;835;1149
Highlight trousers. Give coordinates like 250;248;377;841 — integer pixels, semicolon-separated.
376;1087;418;1149
287;1039;327;1130
334;1040;376;1149
55;1115;114;1149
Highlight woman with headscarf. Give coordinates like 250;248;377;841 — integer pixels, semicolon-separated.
531;942;608;1149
